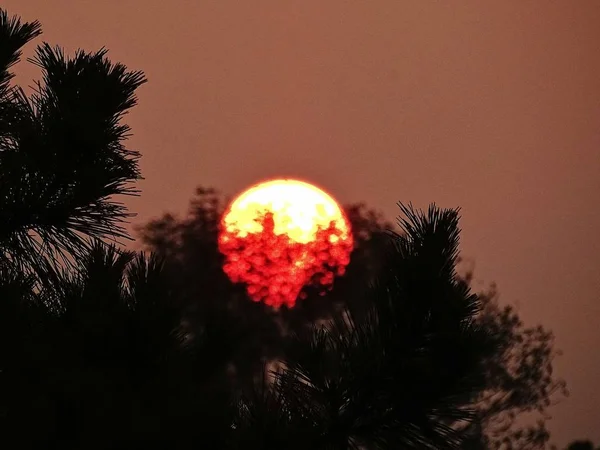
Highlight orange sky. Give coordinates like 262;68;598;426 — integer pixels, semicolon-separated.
6;1;600;446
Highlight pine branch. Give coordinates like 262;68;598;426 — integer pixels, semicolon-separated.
0;9;42;93
0;39;146;277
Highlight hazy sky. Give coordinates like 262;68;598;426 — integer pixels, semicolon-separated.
7;1;600;446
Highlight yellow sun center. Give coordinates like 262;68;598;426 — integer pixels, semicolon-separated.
223;179;349;244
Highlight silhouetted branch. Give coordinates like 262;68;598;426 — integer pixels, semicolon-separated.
0;22;146;277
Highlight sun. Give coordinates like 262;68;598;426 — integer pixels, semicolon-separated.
218;179;353;308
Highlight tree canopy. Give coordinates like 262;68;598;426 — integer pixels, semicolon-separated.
0;8;144;277
564;441;600;450
139;187;568;449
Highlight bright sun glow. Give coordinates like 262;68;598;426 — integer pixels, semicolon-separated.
218;179;353;308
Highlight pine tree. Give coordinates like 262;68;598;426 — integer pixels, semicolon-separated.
0;9;144;277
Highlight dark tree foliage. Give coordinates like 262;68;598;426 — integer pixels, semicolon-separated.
1;204;492;449
139;188;567;450
466;283;569;450
0;243;234;449
0;9;145;276
563;441;599;450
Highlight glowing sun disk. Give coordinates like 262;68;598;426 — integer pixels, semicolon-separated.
223;179;350;243
218;179;353;308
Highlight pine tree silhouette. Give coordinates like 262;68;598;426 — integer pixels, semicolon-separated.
0;9;144;278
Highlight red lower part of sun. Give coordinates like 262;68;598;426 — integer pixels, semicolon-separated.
218;213;353;308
